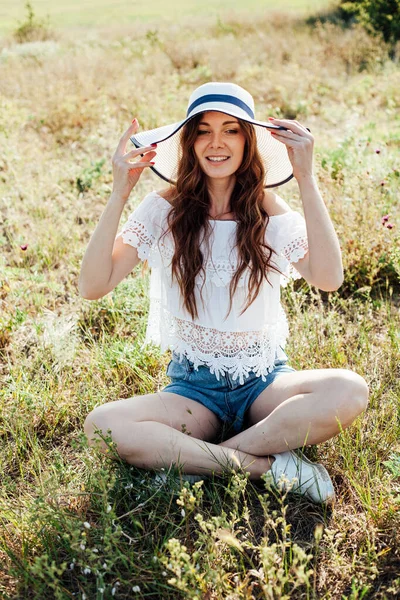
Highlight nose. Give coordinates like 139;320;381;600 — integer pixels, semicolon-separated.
209;132;224;148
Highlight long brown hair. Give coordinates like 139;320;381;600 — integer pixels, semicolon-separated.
159;112;278;321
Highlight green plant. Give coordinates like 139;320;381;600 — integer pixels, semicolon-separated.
13;1;54;44
76;159;106;194
340;0;400;49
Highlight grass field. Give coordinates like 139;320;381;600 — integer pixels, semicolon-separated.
1;1;400;599
0;0;331;34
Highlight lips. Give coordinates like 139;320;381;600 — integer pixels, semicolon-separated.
206;156;229;163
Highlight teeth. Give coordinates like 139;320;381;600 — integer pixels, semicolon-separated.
207;156;229;162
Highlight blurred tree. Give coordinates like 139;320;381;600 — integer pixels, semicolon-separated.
340;0;400;49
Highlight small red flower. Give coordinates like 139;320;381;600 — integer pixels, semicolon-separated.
381;215;389;224
380;180;386;186
386;223;394;230
375;148;381;154
20;244;28;251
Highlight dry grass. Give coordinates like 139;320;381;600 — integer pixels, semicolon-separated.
0;8;400;600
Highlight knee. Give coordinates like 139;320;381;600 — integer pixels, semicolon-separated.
84;404;116;453
336;370;369;419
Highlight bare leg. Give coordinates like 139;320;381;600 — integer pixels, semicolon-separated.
84;391;273;480
220;369;369;455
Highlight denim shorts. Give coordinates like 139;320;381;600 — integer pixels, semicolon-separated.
162;350;295;436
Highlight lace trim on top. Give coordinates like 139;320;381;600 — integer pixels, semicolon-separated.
280;236;309;286
144;299;289;385
118;222;156;262
118;215;308;287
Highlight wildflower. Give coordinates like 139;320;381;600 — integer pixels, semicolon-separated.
20;244;28;251
375;148;381;154
83;567;91;575
181;509;186;517
152;556;158;563
80;543;86;551
106;504;112;513
83;522;91;529
132;586;141;593
111;588;116;596
386;223;394;229
102;562;107;569
82;594;87;600
92;548;99;553
98;589;104;595
382;215;389;224
69;563;75;570
380;180;386;186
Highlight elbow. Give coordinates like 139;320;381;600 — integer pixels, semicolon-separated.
318;270;344;292
78;280;105;301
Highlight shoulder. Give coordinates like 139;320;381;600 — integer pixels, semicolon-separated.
262;190;291;216
155;187;176;206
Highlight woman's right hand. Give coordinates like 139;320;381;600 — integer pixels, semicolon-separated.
111;118;157;202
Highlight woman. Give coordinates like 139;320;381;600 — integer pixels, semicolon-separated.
79;82;369;504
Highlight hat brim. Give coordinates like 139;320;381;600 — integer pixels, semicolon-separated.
130;110;294;188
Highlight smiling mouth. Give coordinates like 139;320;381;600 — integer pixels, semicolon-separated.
206;156;230;163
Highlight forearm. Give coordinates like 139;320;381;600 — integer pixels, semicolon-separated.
297;175;343;289
78;193;125;298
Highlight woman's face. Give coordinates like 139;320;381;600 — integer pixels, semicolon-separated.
193;111;246;181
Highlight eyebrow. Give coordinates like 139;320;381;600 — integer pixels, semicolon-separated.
198;120;239;126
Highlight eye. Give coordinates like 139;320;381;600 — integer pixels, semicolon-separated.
226;129;239;134
197;130;209;135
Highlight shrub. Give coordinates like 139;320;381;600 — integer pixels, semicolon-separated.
340;0;400;47
13;1;54;44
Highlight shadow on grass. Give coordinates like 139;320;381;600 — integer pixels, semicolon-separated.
2;431;334;599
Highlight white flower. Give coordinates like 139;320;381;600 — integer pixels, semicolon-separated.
69;563;75;570
82;594;87;600
92;548;98;553
98;588;104;594
162;571;167;576
80;543;86;551
83;522;91;529
106;504;112;513
102;562;107;569
181;509;186;517
83;567;91;575
132;586;141;593
111;588;116;596
152;556;158;563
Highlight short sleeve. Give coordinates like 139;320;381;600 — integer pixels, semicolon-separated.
266;210;309;285
115;191;160;262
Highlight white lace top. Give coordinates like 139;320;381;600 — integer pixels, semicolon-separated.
116;190;308;384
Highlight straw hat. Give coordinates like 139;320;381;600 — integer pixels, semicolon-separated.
131;81;294;188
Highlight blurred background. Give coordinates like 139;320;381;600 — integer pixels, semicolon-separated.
0;1;399;599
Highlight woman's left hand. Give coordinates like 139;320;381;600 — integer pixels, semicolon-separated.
268;117;314;181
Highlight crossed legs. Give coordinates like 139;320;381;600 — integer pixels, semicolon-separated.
84;368;369;479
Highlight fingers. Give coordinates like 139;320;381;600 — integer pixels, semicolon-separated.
269;117;312;137
115;118;141;156
270;129;302;141
128;161;155;172
124;145;157;160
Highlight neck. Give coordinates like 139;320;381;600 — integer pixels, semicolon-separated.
207;176;236;217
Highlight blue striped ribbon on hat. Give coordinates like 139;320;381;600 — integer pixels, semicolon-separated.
186;94;255;119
